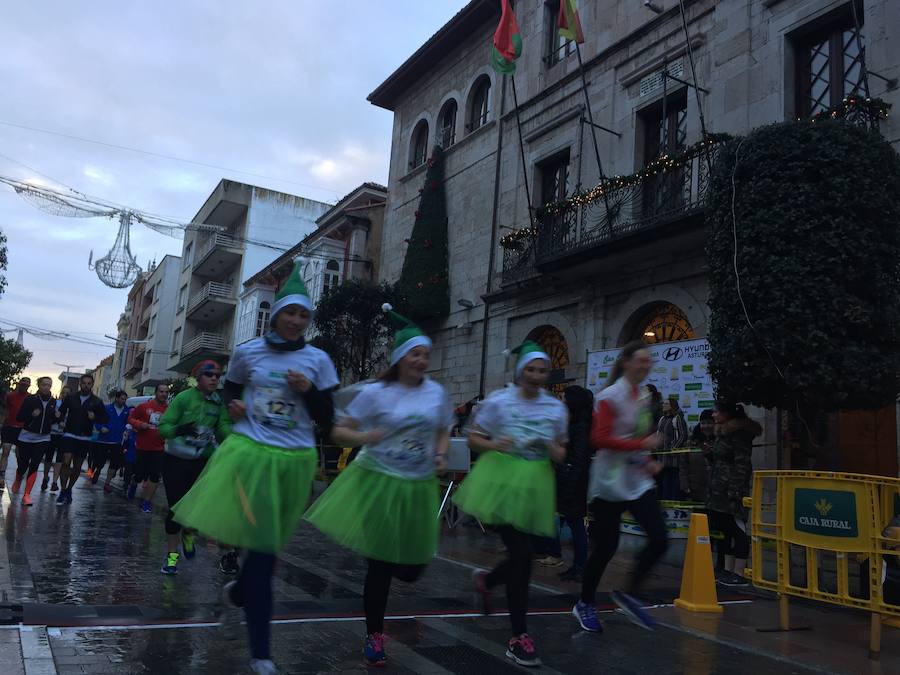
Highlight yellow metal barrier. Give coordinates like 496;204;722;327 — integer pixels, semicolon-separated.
745;470;900;657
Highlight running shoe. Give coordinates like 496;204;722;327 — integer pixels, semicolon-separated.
40;477;49;491
506;634;541;667
21;494;33;507
572;601;603;633
141;500;152;514
55;491;66;506
86;468;94;480
610;590;656;630
363;632;386;667
218;551;240;575
65;489;73;504
10;477;21;494
126;482;137;500
536;555;564;568
717;571;750;587
50;482;58;492
181;533;196;559
161;552;179;575
249;659;278;675
473;570;493;615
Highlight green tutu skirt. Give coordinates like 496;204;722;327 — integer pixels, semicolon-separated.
304;461;439;565
452;451;556;537
172;433;316;554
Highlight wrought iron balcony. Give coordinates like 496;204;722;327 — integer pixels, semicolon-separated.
501;139;725;284
180;332;229;359
193;233;244;277
187;281;237;324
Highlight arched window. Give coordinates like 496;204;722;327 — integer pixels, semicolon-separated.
635;303;695;343
255;301;271;337
526;325;570;397
468;76;491;132
323;260;341;296
437;99;458;148
409;120;429;170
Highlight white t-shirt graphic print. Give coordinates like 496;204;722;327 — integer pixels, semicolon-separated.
227;338;340;449
344;379;453;479
473;387;568;461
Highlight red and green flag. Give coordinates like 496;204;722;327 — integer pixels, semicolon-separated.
491;0;522;75
558;0;585;44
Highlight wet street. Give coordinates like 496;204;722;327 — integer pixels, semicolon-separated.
0;464;895;674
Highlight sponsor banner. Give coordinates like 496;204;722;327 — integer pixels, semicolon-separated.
621;507;692;539
586;338;714;423
783;478;872;551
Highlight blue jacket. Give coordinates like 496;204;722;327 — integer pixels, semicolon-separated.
95;404;131;445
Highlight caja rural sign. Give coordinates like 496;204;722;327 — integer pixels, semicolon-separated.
784;478;872;551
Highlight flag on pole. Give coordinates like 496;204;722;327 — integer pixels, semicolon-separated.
558;0;585;44
491;0;522;75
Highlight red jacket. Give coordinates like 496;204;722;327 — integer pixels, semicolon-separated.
4;391;29;429
128;400;168;452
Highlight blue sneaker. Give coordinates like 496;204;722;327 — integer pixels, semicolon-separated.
126;482;137;500
181;533;196;559
141;500;152;514
363;632;386;667
65;489;73;504
572;601;603;633
55;491;66;506
611;590;656;630
161;552;179;575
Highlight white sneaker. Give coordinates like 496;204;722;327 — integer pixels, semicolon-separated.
250;659;278;674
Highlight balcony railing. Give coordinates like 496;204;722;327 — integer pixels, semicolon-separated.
180;332;229;358
501;139;725;283
187;282;234;313
194;233;243;268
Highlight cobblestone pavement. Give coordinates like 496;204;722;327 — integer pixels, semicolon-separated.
0;462;893;674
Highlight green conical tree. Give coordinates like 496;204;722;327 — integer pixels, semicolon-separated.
397;146;450;320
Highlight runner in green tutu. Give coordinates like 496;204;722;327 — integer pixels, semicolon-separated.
173;260;339;675
305;303;452;668
453;341;567;668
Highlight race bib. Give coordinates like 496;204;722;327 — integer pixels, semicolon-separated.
149;412;162;427
253;386;299;429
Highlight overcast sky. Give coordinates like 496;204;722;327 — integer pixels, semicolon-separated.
0;0;468;391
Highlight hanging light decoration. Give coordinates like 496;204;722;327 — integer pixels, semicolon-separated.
90;212;142;288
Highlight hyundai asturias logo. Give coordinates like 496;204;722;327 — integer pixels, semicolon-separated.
662;347;682;361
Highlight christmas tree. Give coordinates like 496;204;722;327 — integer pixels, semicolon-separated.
397;146;450;320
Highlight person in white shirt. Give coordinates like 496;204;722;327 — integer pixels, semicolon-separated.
306;304;452;668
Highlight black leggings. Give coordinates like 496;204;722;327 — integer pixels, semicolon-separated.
485;526;532;636
708;510;749;560
581;490;669;604
364;559;426;634
16;441;48;479
163;454;207;535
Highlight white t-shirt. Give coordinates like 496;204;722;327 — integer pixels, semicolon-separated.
344;379;453;479
227;338;340;449
473;387;568;461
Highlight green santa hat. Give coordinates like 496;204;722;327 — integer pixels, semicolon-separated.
506;340;550;377
382;303;432;366
271;259;313;323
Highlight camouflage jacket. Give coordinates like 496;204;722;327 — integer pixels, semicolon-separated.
706;418;761;516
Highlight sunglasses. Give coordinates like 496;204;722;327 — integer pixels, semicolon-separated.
199;372;222;379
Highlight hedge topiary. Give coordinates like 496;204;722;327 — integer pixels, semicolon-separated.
706;120;900;412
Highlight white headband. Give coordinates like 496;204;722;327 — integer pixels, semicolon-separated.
390;335;433;366
515;351;550;377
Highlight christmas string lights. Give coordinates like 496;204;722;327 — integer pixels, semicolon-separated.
809;95;891;124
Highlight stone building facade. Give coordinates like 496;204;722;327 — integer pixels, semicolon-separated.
370;0;900;471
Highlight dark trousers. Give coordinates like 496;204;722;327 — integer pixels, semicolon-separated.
229;551;276;661
657;467;682;501
162;454;207;535
16;442;48;478
708;510;749;559
363;559;426;634
485;526;532;636
91;442;119;474
545;515;589;568
581;490;669;604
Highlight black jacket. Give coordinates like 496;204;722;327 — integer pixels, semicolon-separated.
555;386;595;519
17;394;56;436
59;393;108;437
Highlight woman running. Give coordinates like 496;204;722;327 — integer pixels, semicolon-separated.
11;377;55;506
573;341;665;634
173;263;338;675
453;341;567;668
305;304;451;668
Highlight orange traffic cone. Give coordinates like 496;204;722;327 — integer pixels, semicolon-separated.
674;513;723;614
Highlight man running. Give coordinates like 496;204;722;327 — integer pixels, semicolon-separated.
128;384;169;513
44;385;69;492
57;374;108;505
11;377;55;506
93;390;130;494
158;360;231;575
1;377;31;489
